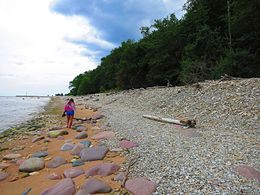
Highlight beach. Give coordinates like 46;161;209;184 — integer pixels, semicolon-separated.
0;78;259;194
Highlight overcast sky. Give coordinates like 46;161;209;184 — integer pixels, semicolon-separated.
0;0;186;96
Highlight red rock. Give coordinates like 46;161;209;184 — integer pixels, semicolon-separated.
85;163;120;176
77;178;111;194
119;140;138;148
63;168;84;178
235;165;260;181
125;177;157;195
40;178;75;195
91;131;115;140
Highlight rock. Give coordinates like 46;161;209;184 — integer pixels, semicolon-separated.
40;178;75;195
114;172;126;181
125;177;157;195
235;165;260;181
91;114;104;120
19;158;45;172
49;126;63;131
32;136;45;143
31;151;48;158
63;168;84;178
73;125;87;132
0;162;11;170
80;146;108;161
65;139;73;143
85;163;120;176
16;159;25;165
46;156;67;168
91;131;115;140
72;160;85;167
77;178;111;194
71;143;85;156
46;173;63;180
0;171;9;181
75;132;88;139
57;136;65;140
60;143;74;151
119;140;138;148
80;140;91;147
48;130;68;138
3;153;22;160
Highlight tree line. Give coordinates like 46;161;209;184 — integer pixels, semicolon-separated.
69;0;260;95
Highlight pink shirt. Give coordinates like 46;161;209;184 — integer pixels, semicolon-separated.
64;102;75;111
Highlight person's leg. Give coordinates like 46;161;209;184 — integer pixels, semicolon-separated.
68;115;74;128
66;115;70;128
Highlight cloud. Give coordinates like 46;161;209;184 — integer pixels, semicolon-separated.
0;0;114;95
51;0;186;43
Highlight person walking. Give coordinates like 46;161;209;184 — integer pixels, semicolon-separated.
64;98;76;128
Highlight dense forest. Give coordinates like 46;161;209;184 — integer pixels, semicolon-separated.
69;0;260;95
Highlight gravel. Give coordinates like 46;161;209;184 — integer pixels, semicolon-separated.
76;78;260;194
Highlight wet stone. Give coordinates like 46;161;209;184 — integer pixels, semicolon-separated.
40;178;75;195
31;151;48;158
46;156;67;168
119;140;138;148
46;173;63;180
61;143;74;151
77;178;111;194
235;165;260;181
80;146;108;161
85;163;120;176
75;132;88;139
125;177;157;195
63;168;84;178
91;131;115;140
19;158;45;172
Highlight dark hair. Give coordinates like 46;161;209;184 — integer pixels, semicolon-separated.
69;98;74;103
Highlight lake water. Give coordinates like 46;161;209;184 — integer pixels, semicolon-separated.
0;96;50;133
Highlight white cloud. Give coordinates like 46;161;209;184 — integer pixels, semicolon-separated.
0;0;114;96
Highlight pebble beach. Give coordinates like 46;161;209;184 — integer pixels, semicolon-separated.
0;78;259;194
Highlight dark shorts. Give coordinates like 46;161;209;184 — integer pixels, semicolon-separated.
66;110;74;116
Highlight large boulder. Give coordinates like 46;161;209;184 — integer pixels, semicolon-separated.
19;158;45;172
85;163;120;176
46;156;67;168
76;178;111;194
48;130;68;138
40;178;75;195
80;146;108;161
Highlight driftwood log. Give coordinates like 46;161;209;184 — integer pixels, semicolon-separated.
143;115;196;128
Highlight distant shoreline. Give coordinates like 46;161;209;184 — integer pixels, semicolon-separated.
15;95;51;98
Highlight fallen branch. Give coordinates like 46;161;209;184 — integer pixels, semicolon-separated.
121;156;139;187
143;115;196;128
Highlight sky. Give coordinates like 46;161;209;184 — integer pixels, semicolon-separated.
0;0;186;96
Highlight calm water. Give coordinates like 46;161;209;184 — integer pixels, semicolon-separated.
0;96;50;133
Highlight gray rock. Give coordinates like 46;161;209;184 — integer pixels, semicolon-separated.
19;158;45;172
31;151;48;158
80;146;108;161
40;178;75;195
80;140;91;147
71;143;85;156
75;132;88;139
63;168;84;178
3;153;22;160
61;143;74;151
46;156;67;168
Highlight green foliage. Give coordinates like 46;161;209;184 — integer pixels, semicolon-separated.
68;0;260;95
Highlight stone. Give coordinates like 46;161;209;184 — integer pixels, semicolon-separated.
40;178;75;195
119;140;138;148
114;172;126;181
46;173;63;180
91;131;115;140
46;156;67;168
31;151;48;158
80;140;91;147
91;114;104;120
77;178;111;194
72;160;85;167
48;130;68;138
71;143;85;156
63;168;84;178
0;171;9;181
61;143;74;151
49;126;63;131
125;177;157;195
235;165;260;181
19;158;45;172
74;125;87;132
85;163;120;176
32;136;45;143
3;153;22;160
80;146;108;161
0;162;11;170
57;136;65;140
75;132;88;139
